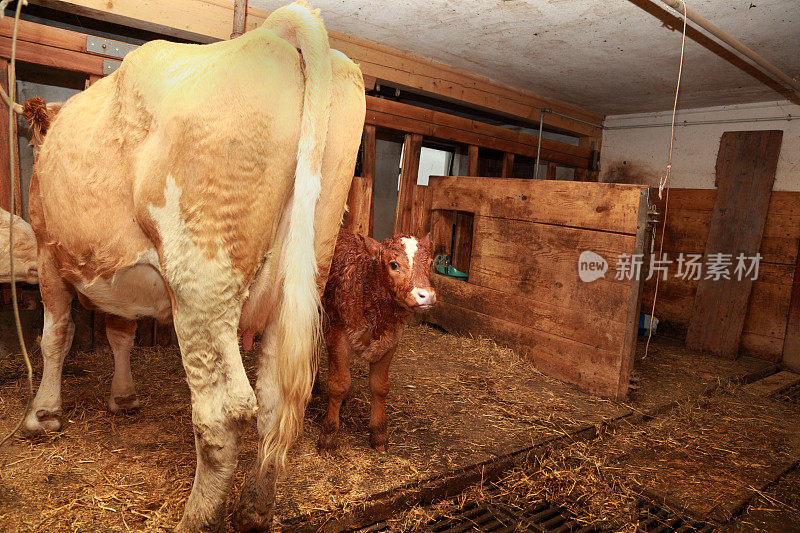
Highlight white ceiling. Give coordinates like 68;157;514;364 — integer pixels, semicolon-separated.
249;0;800;116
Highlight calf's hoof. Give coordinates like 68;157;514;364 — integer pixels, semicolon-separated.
369;432;388;453
108;393;141;414
317;431;337;454
21;408;63;437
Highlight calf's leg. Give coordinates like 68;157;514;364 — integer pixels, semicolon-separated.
318;330;352;453
368;346;396;452
22;252;74;435
105;314;140;413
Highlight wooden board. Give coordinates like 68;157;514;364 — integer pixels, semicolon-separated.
429;176;643;235
686;131;783;358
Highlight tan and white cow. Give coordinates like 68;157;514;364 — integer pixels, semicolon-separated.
18;2;365;530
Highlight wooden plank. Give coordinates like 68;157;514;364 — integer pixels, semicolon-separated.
85;74;102;89
429;176;644;235
686;131;783;358
501;152;514;178
433;273;625;352
394;133;422;234
29;0;604;137
428;301;623;398
467;145;479;177
430;209;452;259
0;36;104;75
783;241;800;371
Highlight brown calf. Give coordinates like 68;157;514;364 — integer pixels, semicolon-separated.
319;228;436;452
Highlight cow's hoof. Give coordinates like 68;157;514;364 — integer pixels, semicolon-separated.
370;434;388;453
232;504;273;532
20;408;63;436
108;393;141;414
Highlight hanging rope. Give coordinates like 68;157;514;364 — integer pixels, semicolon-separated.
643;0;687;360
1;0;32;446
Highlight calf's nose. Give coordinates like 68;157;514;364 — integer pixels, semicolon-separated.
412;288;436;307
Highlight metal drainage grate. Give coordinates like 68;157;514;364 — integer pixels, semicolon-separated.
634;501;716;532
359;496;716;532
773;381;800;406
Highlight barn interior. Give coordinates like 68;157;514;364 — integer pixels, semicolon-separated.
0;0;798;531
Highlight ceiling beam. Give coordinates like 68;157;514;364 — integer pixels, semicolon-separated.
29;0;604;137
629;0;800;106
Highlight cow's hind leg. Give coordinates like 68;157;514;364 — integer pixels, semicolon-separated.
105;315;140;413
171;295;256;532
22;252;74;435
233;323;280;532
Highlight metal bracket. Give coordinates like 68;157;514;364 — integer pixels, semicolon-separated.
103;59;122;75
86;36;138;60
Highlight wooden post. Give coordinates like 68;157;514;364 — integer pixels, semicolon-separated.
394;133;422;234
0;59;20;215
546;161;557;180
85;74;102;89
467;145;479;177
501;152;514;178
362;124;376;236
579;135;600;182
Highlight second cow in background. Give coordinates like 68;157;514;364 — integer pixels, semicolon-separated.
319;229;436;452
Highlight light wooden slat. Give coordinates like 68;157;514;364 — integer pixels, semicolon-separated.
395;133;422;234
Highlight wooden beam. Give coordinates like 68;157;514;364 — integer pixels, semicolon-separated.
394;133;422;234
546;161;557;180
467;145;479;177
29;0;604;137
366;96;590;168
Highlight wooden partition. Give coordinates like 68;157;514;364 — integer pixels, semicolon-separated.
425;176;650;399
642;188;800;362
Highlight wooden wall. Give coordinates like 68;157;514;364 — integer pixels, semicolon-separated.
642;188;800;361
425;176;650;399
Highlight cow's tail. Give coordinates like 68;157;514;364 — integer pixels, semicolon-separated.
260;1;332;468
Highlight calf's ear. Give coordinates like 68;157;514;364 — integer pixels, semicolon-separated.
360;234;382;259
420;233;432;251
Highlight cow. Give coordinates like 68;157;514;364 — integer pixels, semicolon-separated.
15;2;365;530
317;229;436;453
0;207;37;285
